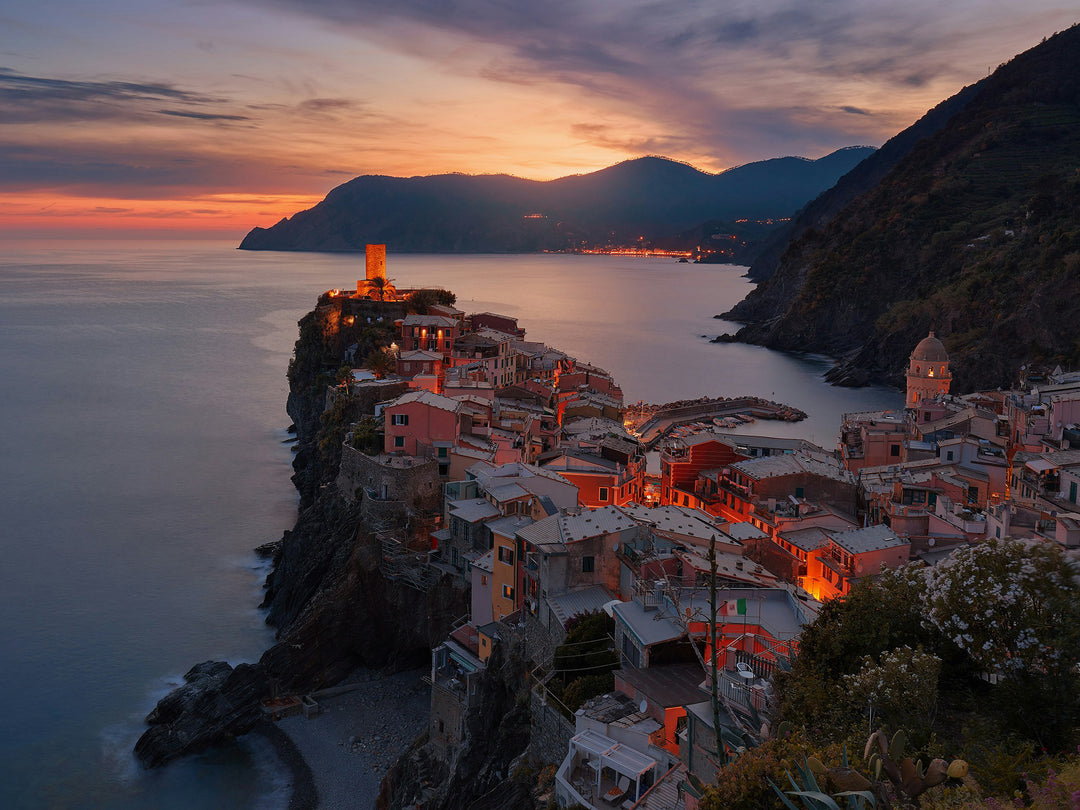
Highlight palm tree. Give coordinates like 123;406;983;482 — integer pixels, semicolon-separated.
368;276;390;302
366;347;397;379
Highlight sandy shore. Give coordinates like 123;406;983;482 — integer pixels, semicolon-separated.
272;668;430;809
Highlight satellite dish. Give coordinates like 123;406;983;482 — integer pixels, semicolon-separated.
639;699;648;713
928;537;936;547
613;542;620;552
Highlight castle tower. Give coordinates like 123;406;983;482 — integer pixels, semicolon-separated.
365;244;386;281
906;331;951;406
356;244;396;299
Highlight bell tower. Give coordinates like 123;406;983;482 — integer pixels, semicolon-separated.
906;331;951;406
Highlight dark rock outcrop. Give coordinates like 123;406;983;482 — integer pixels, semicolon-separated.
134;294;469;769
135;662;268;768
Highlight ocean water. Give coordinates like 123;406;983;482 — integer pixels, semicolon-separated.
0;239;902;808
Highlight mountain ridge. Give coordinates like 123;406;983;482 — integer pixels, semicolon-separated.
238;149;874;254
725;23;1080;392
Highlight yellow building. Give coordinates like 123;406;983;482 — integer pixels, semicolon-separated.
490;521;519;621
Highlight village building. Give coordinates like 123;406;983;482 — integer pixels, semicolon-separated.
516;506;640;639
540;436;647;508
399;313;460;357
905;331;951;406
802;524;910;600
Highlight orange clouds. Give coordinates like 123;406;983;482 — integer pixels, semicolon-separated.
0;191;323;234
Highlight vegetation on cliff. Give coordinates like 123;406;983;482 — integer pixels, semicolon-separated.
696;539;1080;808
728;24;1080;392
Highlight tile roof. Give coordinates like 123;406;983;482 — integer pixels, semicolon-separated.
448;497;500;524
733;451;853;484
830;524;908;554
547;585;616;627
780;527;830;552
387;389;463;413
402;313;458;327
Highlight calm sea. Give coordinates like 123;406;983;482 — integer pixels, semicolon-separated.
0;239;901;808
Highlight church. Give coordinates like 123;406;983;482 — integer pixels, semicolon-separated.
906;331;951;406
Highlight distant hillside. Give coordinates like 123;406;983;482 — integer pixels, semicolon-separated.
744;87;984;283
238;149;874;254
727;24;1080;392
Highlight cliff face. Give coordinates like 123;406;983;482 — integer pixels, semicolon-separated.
135;294;468;769
377;644;534;810
727;24;1080;392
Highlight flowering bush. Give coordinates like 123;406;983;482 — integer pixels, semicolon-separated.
842;646;941;737
923;537;1080;678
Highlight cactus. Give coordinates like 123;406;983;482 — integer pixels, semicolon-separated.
947;759;969;779
768;730;968;810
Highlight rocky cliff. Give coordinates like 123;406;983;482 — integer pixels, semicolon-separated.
134;294;469;770
726;24;1080;392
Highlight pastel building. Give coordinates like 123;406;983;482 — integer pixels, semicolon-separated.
383;390;469;457
906;332;951;406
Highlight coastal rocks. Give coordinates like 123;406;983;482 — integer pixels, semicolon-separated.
134;661;268;768
134;295;467;773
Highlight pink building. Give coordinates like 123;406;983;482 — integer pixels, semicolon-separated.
469;312;524;338
396;350;443;383
399;314;460;357
383;390;468;455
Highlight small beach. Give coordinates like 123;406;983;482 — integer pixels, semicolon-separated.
273;668;430;809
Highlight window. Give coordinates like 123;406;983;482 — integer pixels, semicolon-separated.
794;487;804;499
502;584;514;600
391;413;409;426
437;446;448;458
946;450;954;461
582;556;595;573
480;575;487;586
890;444;901;457
599;486;609;502
498;545;514;565
394;436;404;448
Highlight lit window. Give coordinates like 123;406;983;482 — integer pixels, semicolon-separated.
498;546;514;565
502;584;514;600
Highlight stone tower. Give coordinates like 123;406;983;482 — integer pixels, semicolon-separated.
906;331;951;406
365;244;387;281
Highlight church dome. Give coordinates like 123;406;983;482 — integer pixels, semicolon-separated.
911;331;948;362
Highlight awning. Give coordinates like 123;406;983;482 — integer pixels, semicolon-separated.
571;728;657;778
1025;458;1057;474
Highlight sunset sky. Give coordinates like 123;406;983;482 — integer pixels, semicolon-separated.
2;1;1076;237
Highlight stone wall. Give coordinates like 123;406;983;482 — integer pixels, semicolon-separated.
337;445;442;520
528;683;575;768
495;611;557;670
